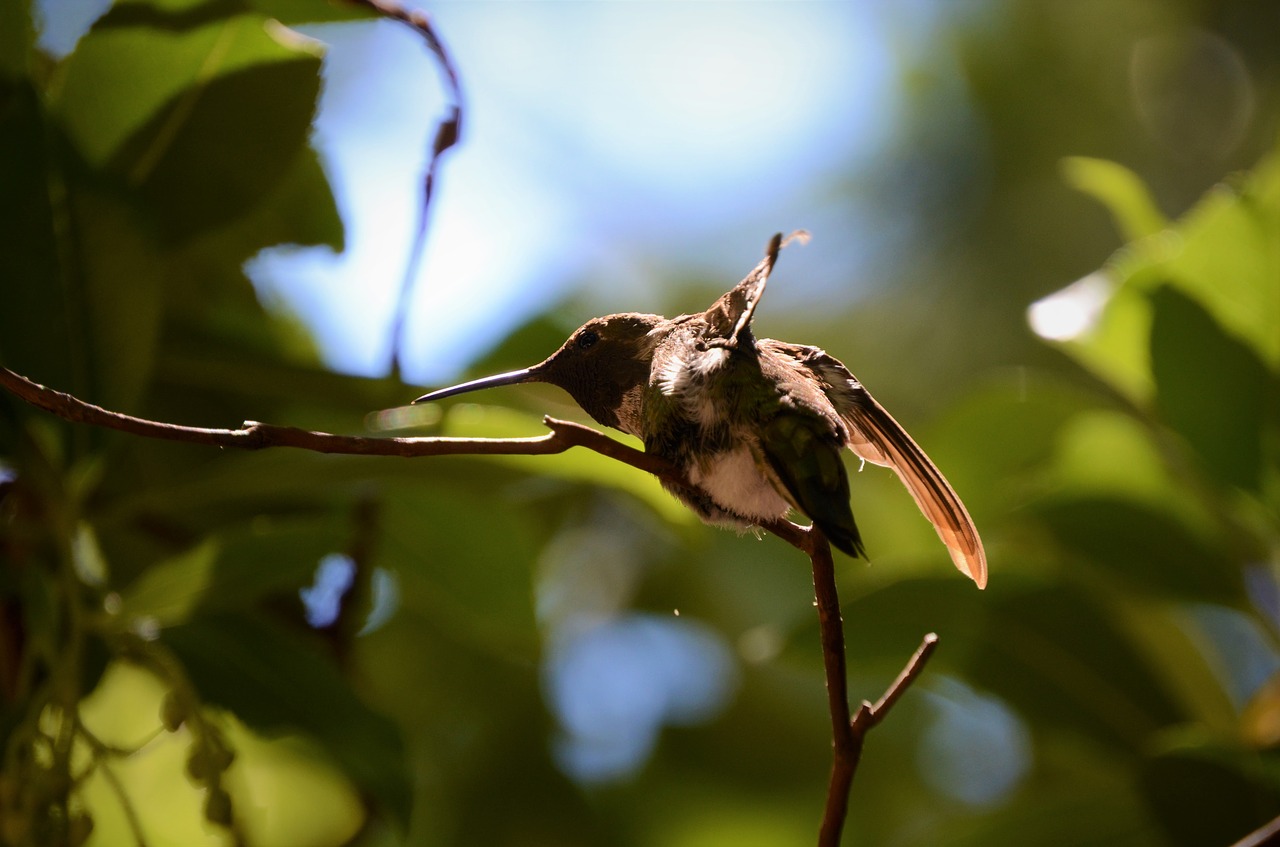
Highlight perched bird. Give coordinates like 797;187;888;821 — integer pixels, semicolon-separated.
415;233;986;588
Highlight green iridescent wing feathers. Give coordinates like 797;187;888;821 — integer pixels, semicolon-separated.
755;412;865;558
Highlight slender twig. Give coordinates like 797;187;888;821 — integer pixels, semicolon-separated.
0;365;939;844
344;0;464;377
98;759;150;847
759;521;940;846
77;724;152;847
76;722;166;760
0;367;668;464
809;529;856;847
1231;814;1280;847
856;632;940;732
841;634;940;833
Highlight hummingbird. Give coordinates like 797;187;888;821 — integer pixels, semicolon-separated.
414;233;987;588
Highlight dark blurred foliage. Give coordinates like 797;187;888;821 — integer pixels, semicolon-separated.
1;1;1279;846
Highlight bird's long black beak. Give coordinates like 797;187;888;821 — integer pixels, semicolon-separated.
412;367;541;404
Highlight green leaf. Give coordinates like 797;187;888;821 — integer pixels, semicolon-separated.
219;143;345;254
1035;496;1243;603
1138;740;1280;847
1049;144;1280;402
378;484;540;656
1116;604;1237;734
201;517;347;610
1046;270;1159;403
0;80;73;388
50;11;325;242
123;53;324;243
112;0;229;15
0;0;34;79
50;12;319;169
72;521;109;586
96;448;388;530
914;764;1161;847
1158;155;1280;371
1149;285;1272;493
164;613;413;832
73;188;167;411
152;354;399;417
1046;409;1181;505
116;539;218;628
966;583;1190;752
1062;156;1169;241
248;0;379;25
926;371;1107;516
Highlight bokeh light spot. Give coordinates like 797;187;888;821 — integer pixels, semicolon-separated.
300;553;356;628
545;614;739;784
1027;272;1113;342
918;677;1031;806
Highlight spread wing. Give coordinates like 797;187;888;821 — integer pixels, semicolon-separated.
775;342;987;589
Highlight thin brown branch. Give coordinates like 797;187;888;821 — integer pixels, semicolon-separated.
0;366;647;461
1231;814;1280;847
809;528;856;847
857;632;940;731
760;522;938;845
830;631;940;844
0;365;939;845
344;0;464;377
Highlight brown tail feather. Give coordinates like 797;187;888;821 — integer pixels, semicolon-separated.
842;394;987;589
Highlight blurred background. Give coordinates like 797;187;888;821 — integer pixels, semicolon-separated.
3;0;1279;845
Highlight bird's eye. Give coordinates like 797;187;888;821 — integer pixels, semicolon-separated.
576;330;599;349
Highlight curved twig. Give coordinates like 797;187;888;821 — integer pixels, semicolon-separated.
76;724;155;847
343;0;464;377
0;367;655;461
